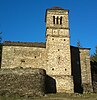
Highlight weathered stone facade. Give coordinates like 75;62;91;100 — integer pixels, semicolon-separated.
1;7;93;93
0;68;46;96
1;46;47;69
71;46;93;93
79;49;93;93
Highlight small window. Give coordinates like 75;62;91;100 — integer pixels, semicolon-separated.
58;49;60;51
60;17;62;25
58;57;60;59
57;16;58;24
52;38;54;40
58;57;61;64
35;56;36;58
20;67;23;69
65;69;67;71
21;59;25;63
52;68;54;70
64;39;66;41
53;16;55;24
53;16;62;25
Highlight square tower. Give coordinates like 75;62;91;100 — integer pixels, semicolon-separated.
46;7;74;93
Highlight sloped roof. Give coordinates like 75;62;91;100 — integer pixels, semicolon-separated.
70;46;91;50
3;41;46;48
48;6;64;10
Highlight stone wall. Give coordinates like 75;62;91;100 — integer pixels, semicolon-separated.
71;47;93;93
0;68;46;97
45;75;74;93
71;46;83;93
46;36;71;76
79;48;93;93
45;8;74;93
91;61;97;93
52;75;74;93
1;46;47;70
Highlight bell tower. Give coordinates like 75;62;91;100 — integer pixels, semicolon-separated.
46;7;69;37
46;7;74;93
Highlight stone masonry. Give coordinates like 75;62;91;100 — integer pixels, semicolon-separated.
1;7;93;93
0;68;46;96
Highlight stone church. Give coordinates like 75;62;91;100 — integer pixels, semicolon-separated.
1;7;93;93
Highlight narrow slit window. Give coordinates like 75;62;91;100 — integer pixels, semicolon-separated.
58;57;60;64
58;57;60;60
53;16;55;24
60;16;62;25
57;16;59;24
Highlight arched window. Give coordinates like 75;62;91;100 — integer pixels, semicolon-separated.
60;16;62;25
57;16;59;24
53;16;62;25
53;16;55;24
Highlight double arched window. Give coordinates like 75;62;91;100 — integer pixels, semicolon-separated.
53;16;62;25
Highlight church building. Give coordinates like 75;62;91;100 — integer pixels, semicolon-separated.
1;7;93;93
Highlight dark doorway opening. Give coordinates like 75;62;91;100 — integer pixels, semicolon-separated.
45;75;56;93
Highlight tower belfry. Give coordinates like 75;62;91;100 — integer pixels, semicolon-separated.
46;7;70;38
46;7;74;93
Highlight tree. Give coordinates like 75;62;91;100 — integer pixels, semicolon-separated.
77;40;81;48
0;32;2;42
91;46;97;62
0;32;2;66
90;46;97;92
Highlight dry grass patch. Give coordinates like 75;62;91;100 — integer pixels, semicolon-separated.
0;93;97;100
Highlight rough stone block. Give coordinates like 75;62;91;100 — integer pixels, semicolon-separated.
0;68;46;97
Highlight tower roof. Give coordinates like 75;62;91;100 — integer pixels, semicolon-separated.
47;6;69;12
48;6;64;10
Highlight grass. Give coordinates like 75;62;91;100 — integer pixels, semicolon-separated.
0;93;97;100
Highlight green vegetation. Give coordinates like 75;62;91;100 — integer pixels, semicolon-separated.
91;46;97;62
0;32;2;67
77;40;81;48
0;32;2;42
90;46;97;93
0;93;97;100
0;93;93;100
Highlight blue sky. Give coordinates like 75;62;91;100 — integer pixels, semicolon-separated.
0;0;97;55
